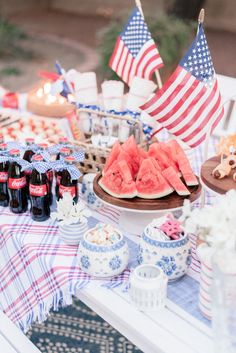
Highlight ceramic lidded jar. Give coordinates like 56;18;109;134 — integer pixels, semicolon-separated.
138;223;191;281
78;224;129;277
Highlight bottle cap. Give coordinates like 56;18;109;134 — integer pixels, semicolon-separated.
0;143;7;150
60;147;71;155
25;137;35;145
32;154;44;162
64;156;75;164
10;149;20;156
59;137;68;144
38;143;48;150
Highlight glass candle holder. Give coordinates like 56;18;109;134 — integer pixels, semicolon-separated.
211;249;236;353
129;264;167;312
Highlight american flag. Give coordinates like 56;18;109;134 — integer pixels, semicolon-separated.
140;24;224;148
109;7;163;86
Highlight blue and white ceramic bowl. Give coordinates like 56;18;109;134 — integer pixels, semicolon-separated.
78;227;129;278
81;173;102;210
58;222;88;246
138;225;191;281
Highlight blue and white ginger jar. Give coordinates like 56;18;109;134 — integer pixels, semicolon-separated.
78;227;129;278
138;225;191;281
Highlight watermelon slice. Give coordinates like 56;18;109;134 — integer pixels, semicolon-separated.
99;159;137;198
176;152;198;186
138;147;148;160
167;140;198;186
102;141;122;176
162;166;190;196
148;156;162;172
136;158;173;199
122;136;140;177
158;142;180;172
117;150;138;179
148;143;179;174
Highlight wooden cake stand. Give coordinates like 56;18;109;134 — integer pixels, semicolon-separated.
94;174;202;235
201;156;236;194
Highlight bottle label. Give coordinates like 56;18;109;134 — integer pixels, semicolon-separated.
29;184;47;197
46;171;53;182
56;175;61;185
8;177;26;189
0;172;8;183
59;185;76;198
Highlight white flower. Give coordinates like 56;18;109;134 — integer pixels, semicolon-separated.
178;199;192;222
181;190;236;249
51;192;91;225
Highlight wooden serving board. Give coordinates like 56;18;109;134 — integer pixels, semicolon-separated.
201;156;236;194
93;174;202;211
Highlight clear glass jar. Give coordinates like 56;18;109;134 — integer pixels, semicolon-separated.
211;249;236;353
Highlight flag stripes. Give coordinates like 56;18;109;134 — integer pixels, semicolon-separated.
110;38;163;86
109;8;163;86
141;67;224;147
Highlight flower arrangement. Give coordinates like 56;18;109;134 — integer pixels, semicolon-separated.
51;193;91;225
180;190;236;249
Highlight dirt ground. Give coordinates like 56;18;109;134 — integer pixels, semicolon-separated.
2;9;236;92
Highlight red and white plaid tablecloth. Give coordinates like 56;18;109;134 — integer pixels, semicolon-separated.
0;139;216;331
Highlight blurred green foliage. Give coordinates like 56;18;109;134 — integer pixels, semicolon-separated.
0;17;32;59
98;13;195;81
0;67;21;76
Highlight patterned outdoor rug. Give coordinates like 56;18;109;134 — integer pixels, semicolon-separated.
27;298;143;353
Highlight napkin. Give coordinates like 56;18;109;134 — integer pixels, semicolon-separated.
126;77;157;112
75;72;98;105
101;80;124;112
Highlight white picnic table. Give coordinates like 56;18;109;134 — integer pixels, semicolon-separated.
2;73;236;353
0;310;40;353
76;233;213;353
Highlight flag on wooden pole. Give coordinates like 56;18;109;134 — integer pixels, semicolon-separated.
140;22;224;148
109;7;164;86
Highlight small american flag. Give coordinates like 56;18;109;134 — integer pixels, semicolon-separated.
140;23;224;148
109;7;163;86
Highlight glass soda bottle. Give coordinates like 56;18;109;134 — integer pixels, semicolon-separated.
56;137;69;161
59;156;78;204
29;154;50;222
38;143;53;205
23;137;36;197
55;147;71;199
0;143;9;207
8;149;28;213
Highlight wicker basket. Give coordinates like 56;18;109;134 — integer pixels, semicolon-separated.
73;108;150;174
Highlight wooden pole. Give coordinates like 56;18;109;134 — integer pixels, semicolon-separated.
198;8;205;24
135;0;163;89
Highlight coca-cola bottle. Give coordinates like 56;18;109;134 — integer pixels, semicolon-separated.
55;147;71;199
8;149;28;213
23;138;36;197
23;138;35;162
0;143;9;207
59;156;78;203
56;137;69;161
29;154;50;222
38;143;53;205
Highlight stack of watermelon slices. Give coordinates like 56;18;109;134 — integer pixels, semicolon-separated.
99;136;198;199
